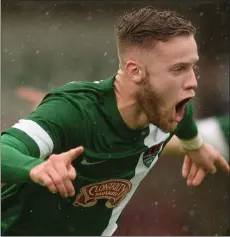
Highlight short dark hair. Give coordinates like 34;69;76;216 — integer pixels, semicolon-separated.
115;6;196;52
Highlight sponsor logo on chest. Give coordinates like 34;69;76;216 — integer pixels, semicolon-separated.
73;179;132;208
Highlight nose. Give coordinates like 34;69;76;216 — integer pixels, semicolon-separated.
184;69;198;90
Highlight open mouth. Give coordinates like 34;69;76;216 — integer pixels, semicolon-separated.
175;98;191;114
174;97;192;122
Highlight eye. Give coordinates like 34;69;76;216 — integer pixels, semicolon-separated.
173;66;187;73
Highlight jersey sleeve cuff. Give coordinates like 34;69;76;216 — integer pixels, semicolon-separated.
179;133;204;150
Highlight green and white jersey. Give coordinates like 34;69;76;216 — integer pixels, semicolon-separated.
1;75;198;236
197;115;229;161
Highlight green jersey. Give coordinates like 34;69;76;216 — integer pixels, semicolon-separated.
1;75;198;236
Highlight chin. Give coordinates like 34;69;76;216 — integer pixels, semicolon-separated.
159;121;178;133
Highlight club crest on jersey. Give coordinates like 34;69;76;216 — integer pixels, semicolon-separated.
73;179;132;208
143;142;164;167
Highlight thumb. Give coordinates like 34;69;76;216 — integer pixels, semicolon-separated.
63;146;84;164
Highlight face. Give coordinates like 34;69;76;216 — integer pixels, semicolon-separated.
130;35;199;132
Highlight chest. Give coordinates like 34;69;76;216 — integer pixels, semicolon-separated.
74;124;170;181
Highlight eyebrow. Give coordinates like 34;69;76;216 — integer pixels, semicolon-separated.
172;59;199;67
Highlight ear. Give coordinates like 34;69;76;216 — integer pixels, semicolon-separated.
125;60;146;83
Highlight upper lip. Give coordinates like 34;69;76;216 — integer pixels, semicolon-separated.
177;94;195;105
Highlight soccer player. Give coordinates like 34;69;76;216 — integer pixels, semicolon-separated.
1;7;229;236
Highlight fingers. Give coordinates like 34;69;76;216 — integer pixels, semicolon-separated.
36;172;57;194
53;162;76;197
201;160;216;175
182;155;192;178
30;146;83;197
47;166;69;198
31;162;76;198
187;163;198;186
68;165;77;180
191;169;206;186
63;146;84;165
215;155;230;175
182;156;207;187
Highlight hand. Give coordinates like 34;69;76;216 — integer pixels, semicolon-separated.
183;143;229;175
30;146;84;198
182;143;229;186
182;155;207;186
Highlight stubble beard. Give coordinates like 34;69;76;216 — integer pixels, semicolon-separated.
135;77;176;133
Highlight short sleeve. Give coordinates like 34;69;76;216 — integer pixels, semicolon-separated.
2;91;87;159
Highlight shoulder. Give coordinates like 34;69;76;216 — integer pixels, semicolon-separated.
42;78;112;105
51;79;109;95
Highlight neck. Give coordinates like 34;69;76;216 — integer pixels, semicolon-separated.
114;70;149;129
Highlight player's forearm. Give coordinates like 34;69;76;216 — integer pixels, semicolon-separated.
161;135;184;157
1;144;44;183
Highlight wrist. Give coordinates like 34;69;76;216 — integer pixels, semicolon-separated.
179;133;204;150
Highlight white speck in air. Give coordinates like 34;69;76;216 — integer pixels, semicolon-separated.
199;12;204;16
36;50;40;54
4;48;8;53
9;52;12;55
30;210;33;212
181;225;189;232
45;12;49;16
154;201;158;206
104;52;107;56
141;131;146;136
